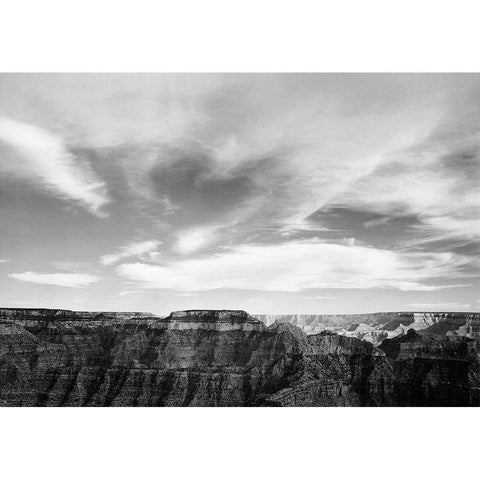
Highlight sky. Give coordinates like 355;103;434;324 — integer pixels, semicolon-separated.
0;73;479;315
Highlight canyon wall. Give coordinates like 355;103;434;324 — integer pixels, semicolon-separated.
1;308;480;406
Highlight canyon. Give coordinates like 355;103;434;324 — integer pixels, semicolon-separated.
0;308;479;406
255;312;480;344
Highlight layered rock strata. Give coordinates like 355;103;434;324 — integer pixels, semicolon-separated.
0;308;479;406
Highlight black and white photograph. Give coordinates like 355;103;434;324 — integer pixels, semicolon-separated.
1;72;478;407
1;1;479;479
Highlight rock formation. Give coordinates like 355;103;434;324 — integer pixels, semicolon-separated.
255;312;480;345
0;308;479;406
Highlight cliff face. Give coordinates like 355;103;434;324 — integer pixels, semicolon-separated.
0;309;298;406
0;308;479;406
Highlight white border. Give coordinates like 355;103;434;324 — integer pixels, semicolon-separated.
0;407;477;480
1;0;480;71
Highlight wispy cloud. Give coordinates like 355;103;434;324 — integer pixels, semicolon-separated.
8;271;101;288
0;116;109;216
363;217;390;229
100;240;162;266
174;226;219;255
117;290;141;296
327;129;480;248
117;240;475;292
51;261;93;271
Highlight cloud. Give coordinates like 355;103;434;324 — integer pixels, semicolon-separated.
326;126;480;248
117;290;141;296
364;216;390;229
116;239;475;292
2;75;479;313
8;271;100;288
148;145;258;226
174;226;219;255
0;116;109;216
100;240;162;266
109;74;445;241
0;259;10;263
51;261;93;271
409;303;472;310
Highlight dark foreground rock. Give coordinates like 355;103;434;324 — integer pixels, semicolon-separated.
0;308;479;406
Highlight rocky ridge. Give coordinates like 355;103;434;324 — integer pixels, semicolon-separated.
255;312;480;344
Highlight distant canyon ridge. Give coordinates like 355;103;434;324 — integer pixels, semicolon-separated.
255;312;480;345
1;308;479;406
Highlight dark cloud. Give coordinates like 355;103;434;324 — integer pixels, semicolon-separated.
410;237;480;257
306;206;424;249
69;141;301;256
439;145;480;185
150;145;259;227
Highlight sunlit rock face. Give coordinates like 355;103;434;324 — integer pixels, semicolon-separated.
255;312;480;345
164;310;266;331
1;308;480;406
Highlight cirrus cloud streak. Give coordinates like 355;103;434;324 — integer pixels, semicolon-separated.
116;240;475;292
0;116;110;216
100;240;162;266
8;271;101;288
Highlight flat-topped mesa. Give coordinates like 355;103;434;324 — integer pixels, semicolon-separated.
169;309;249;321
163;309;266;331
0;308;159;330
